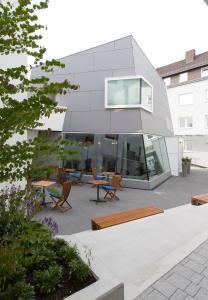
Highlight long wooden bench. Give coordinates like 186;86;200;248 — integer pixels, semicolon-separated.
191;194;208;206
91;206;164;230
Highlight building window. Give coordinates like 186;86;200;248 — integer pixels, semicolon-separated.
63;133;170;181
205;115;208;128
184;140;192;152
202;67;208;77
164;77;170;86
179;116;193;128
179;93;193;105
205;90;208;101
179;72;188;82
105;76;153;111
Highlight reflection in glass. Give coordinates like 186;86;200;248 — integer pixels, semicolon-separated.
107;79;141;106
63;133;170;181
143;135;170;179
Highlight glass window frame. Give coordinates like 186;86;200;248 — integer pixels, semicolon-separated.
105;76;153;112
179;116;193;129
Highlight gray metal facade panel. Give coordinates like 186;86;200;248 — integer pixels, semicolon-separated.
131;38;174;136
56;91;91;111
114;36;133;50
109;109;142;133
90;91;105;111
94;48;134;71
69;111;111;133
53;53;94;74
112;67;136;77
31;36;173;137
73;69;113;91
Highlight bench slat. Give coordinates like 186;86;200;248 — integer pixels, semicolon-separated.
192;194;208;205
91;206;163;230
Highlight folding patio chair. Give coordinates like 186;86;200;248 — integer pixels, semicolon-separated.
56;167;66;184
91;167;106;187
102;175;121;201
92;167;106;180
69;169;84;185
49;181;72;212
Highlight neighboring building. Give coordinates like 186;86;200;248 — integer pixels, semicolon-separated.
32;36;180;189
157;49;208;167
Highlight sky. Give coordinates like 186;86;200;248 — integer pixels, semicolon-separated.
38;0;208;68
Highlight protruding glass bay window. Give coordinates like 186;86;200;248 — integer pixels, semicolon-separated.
105;76;153;111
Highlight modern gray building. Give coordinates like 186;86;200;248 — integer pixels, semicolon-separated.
31;36;176;189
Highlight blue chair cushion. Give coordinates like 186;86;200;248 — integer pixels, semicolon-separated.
102;185;115;191
49;191;61;198
70;172;80;178
96;175;105;180
64;173;71;179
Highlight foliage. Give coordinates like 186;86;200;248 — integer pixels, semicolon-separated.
69;258;91;282
34;265;62;294
0;185;27;242
0;0;79;185
0;188;93;298
39;216;58;236
182;156;192;164
1;281;35;300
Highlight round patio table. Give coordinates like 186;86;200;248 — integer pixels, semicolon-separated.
101;171;115;181
32;180;56;206
89;180;109;204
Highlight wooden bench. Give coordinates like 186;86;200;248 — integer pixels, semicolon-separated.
191;194;208;206
91;206;164;230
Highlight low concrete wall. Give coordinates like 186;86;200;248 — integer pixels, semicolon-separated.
82;171;171;190
58;235;124;300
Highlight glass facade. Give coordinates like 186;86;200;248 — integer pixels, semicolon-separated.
105;77;153;110
63;133;170;181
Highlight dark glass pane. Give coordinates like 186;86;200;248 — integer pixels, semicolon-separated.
64;133;94;173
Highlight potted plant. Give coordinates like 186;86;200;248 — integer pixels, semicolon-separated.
186;157;192;174
182;157;188;177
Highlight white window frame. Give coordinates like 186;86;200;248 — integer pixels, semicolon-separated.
179;93;194;106
201;67;208;78
179;72;188;83
183;140;193;152
105;75;153;113
179;116;193;129
164;77;170;86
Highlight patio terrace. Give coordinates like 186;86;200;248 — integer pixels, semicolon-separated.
35;167;208;235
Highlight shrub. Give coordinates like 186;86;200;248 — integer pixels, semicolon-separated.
69;258;91;282
34;265;62;294
56;244;79;264
1;281;35;300
39;217;58;236
23;246;56;271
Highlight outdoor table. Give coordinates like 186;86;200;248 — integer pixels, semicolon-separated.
101;171;115;181
89;180;110;204
64;168;76;173
32;180;56;206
